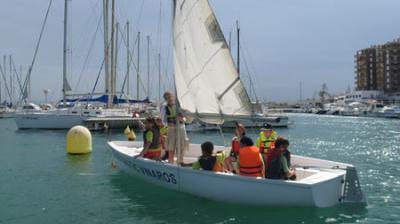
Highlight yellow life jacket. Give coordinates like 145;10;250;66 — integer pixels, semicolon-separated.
258;131;277;154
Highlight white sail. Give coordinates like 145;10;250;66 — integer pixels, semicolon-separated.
173;0;252;124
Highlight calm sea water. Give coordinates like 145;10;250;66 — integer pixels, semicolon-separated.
0;114;399;224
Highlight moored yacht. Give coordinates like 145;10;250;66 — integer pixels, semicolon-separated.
14;102;143;130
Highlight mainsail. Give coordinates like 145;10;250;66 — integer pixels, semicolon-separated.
173;0;252;124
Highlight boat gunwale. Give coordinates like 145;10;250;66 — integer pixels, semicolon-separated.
108;141;345;189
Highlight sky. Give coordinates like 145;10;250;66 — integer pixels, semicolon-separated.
0;0;399;103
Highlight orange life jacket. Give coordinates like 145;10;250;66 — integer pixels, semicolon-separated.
239;146;264;177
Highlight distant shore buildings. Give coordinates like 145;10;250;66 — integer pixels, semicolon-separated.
355;38;400;96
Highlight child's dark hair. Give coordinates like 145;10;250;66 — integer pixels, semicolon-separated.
163;91;173;100
275;137;289;149
201;141;214;155
240;136;254;147
145;117;155;125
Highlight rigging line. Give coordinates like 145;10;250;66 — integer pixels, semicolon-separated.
74;11;103;91
118;24;129;97
89;56;105;98
118;27;139;76
153;39;173;92
69;0;101;57
117;27;142;90
133;0;145;37
0;64;13;101
117;24;130;97
70;0;102;83
89;22;119;97
10;58;24;99
217;124;227;147
117;29;153;99
240;44;258;101
20;0;53;103
148;38;164;92
157;0;162;50
241;40;261;98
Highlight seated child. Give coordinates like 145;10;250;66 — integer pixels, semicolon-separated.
182;141;226;172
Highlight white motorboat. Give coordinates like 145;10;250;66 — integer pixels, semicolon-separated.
381;105;400;118
109;141;364;208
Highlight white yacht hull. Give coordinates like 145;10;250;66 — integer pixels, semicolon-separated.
109;141;364;208
14;113;82;129
221;115;290;128
14;104;146;130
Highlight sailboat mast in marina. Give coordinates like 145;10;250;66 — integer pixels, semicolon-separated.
62;0;71;106
13;0;145;130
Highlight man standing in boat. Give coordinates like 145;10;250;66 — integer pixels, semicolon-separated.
160;91;188;164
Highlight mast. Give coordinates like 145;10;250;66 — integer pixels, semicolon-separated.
0;58;2;103
126;21;130;98
236;20;240;76
62;0;68;107
158;53;161;103
137;32;140;101
19;65;22;102
3;56;6;103
9;55;12;104
114;22;119;103
103;0;111;108
147;35;150;99
108;0;116;108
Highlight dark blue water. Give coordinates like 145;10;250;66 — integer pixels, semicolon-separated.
0;114;399;223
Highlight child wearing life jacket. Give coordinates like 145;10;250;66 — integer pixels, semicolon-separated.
135;117;161;159
225;122;246;173
256;123;278;157
265;137;296;180
154;117;168;160
237;136;265;178
182;141;226;172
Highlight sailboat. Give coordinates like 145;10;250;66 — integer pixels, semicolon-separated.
14;0;144;130
108;0;365;207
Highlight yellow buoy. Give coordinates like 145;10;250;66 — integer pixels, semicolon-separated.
127;130;136;141
124;125;131;135
66;125;92;154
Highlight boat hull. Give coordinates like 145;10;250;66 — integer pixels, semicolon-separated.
14;113;82;129
0;111;15;118
221;115;290;128
109;141;353;208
